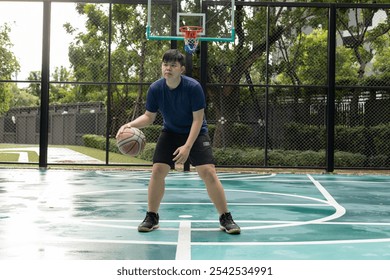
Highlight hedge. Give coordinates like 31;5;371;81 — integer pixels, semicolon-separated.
284;122;390;157
212;148;372;167
82;121;389;167
83;133;378;167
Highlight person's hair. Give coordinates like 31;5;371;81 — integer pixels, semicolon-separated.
162;49;185;66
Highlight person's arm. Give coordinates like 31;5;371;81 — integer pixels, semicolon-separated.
172;108;204;164
116;110;156;138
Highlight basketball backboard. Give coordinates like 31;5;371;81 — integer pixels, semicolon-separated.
147;0;235;42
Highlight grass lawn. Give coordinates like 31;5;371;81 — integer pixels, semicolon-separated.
0;153;20;161
0;144;40;162
0;144;151;165
64;145;151;164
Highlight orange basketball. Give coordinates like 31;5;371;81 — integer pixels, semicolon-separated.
116;127;146;156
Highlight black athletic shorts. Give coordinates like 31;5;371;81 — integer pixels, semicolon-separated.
153;131;215;167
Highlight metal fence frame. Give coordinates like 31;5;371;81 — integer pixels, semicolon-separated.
1;0;390;171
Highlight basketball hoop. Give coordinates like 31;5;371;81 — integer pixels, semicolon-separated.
179;26;203;55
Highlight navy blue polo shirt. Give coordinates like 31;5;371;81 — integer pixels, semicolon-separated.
146;75;208;134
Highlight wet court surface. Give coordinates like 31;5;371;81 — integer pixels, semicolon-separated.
1;169;390;260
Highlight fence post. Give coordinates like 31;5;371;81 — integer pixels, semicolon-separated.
39;0;51;168
326;4;336;172
105;3;113;165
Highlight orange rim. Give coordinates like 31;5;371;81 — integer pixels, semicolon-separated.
179;26;203;39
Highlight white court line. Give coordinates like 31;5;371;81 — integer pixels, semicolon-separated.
175;221;191;260
53;215;390;249
18;152;29;162
75;219;390;226
53;172;377;250
44;236;177;246
166;173;277;181
40;236;390;247
75;188;331;205
307;174;346;215
93;171;277;181
73;185;342;232
219;176;347;231
193;237;390;246
217;173;277;180
73;201;331;207
73;220;177;231
317;180;390;185
45;220;390;247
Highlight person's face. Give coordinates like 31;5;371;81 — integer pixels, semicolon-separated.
161;61;184;80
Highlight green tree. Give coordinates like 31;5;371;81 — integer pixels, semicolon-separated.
65;3;168;135
208;4;329;147
64;3;109;100
11;84;39;107
26;71;41;97
372;33;390;81
50;66;75;103
276;28;358;86
336;5;390;126
62;1;390;145
0;23;20;114
207;1;390;146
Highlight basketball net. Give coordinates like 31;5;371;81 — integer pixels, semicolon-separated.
179;26;203;55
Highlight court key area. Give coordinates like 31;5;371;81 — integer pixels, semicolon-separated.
1;169;390;260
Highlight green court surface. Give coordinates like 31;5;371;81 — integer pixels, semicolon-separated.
1;169;390;260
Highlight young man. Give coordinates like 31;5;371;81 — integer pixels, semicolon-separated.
116;49;240;234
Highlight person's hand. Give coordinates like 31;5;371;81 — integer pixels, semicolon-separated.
116;123;131;139
173;145;191;164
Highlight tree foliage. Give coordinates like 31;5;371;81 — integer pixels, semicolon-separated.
2;1;390;139
0;23;20;114
64;3;170;134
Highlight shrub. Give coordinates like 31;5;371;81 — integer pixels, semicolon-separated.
366;155;388;167
82;122;390;167
335;125;365;154
284;123;325;151
83;134;113;152
213;148;244;165
371;123;390;158
334;151;366;167
213;148;371;168
284;122;390;165
298;150;325;166
232;123;253;146
142;125;162;143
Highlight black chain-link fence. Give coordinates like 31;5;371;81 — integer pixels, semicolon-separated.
1;1;389;170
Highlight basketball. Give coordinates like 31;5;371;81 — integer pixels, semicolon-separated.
116;127;146;156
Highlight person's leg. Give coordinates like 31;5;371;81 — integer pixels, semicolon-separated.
147;163;171;213
196;164;228;215
138;131;175;232
138;163;170;232
147;131;176;213
196;164;240;234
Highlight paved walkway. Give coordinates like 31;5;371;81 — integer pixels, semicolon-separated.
0;147;103;164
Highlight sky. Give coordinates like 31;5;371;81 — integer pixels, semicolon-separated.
0;1;86;80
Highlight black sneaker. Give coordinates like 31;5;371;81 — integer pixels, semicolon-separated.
138;211;159;232
219;212;241;234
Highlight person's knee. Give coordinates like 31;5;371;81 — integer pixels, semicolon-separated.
197;165;218;183
151;163;170;179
